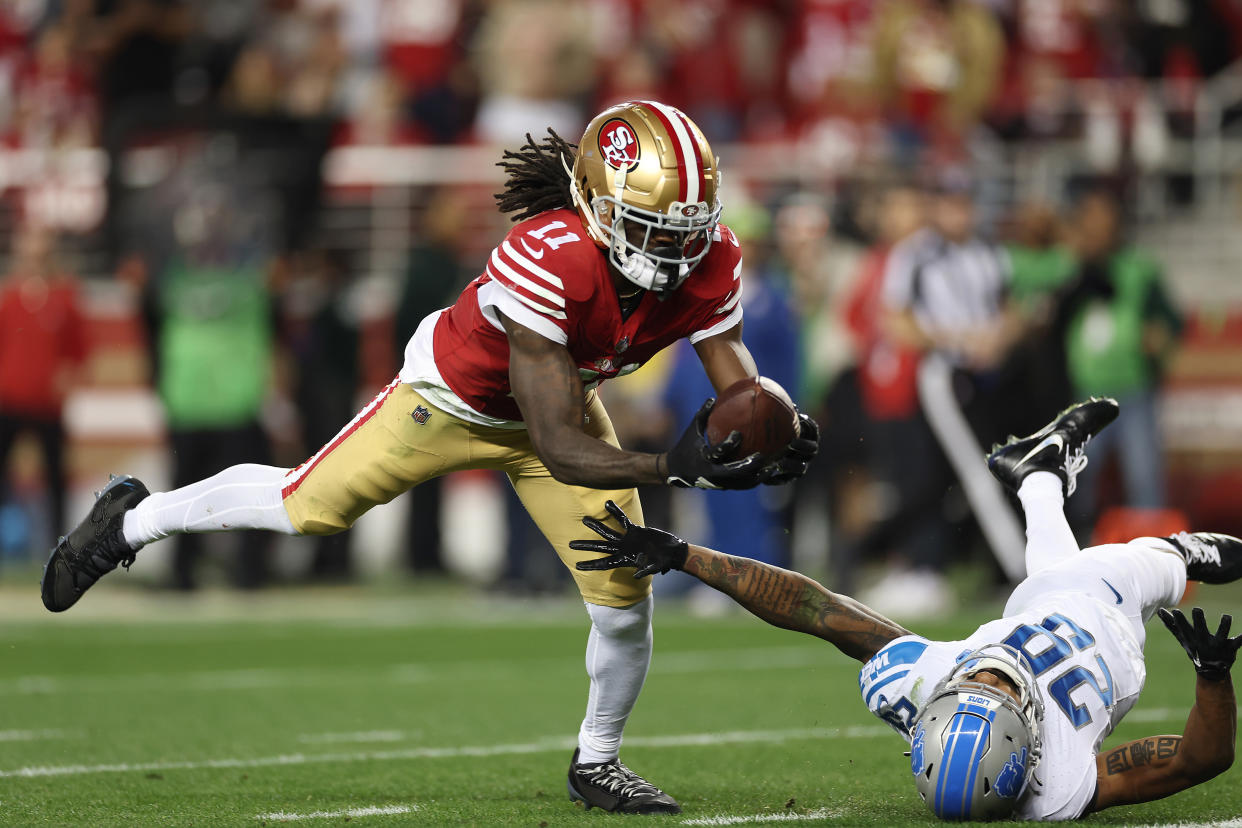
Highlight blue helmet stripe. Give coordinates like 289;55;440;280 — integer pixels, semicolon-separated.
933;702;996;819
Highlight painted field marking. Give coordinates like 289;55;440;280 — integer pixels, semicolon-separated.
1125;821;1242;828
0;725;890;779
0;729;79;742
682;809;841;826
0;646;826;697
254;804;417;821
297;730;413;744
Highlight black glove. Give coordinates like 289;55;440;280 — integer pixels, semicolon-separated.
1158;607;1242;682
570;500;688;578
663;398;767;490
760;411;820;485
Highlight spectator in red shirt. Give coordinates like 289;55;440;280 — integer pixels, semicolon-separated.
0;223;87;536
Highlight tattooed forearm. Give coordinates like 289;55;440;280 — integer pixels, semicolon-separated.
685;547;908;662
1103;737;1180;775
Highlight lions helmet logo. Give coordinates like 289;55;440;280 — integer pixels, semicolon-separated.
910;722;926;776
598;118;640;171
993;746;1028;799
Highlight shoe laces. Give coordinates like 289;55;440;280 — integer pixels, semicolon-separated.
576;759;663;799
1172;532;1221;566
1062;446;1088;497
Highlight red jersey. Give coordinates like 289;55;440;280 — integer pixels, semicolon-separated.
0;275;86;417
400;208;743;423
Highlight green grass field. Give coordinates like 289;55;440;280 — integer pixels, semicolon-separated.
1;578;1240;827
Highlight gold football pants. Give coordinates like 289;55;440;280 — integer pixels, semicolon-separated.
281;380;648;607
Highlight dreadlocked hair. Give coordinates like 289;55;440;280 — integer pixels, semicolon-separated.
494;129;578;222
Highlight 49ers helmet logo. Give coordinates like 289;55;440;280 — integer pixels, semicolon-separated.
598;118;640;171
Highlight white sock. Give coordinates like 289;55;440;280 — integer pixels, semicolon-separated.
1017;471;1080;575
122;464;297;548
576;595;653;765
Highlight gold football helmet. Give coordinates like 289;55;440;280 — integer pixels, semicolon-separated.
568;100;723;296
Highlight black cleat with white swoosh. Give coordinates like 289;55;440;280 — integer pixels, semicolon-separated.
987;398;1119;497
567;749;681;814
41;474;149;612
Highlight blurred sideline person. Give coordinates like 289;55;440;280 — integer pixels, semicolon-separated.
42;101;818;815
838;182;938;599
573;397;1242;821
1054;189;1183;538
141;191;278;591
876;167;1030;601
0;224;86;537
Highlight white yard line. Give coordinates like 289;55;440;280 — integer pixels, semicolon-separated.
0;729;78;742
0;646;828;697
254;804;417;821
297;730;413;744
681;809;841;826
1124;822;1242;828
0;725;888;779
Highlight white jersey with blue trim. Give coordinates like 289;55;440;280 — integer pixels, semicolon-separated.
859;595;1147;821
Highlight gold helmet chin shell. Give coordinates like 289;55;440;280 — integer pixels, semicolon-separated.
570;100;721;247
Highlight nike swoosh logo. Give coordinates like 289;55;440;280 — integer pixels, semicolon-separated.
1101;578;1123;604
519;238;545;260
1019;432;1064;466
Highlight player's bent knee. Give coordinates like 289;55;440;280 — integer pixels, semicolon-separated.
282;496;355;536
586;594;652;640
294;517;351;536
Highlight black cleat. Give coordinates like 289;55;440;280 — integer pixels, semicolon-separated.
567;748;681;814
41;474;149;612
1163;532;1242;585
987;397;1119;497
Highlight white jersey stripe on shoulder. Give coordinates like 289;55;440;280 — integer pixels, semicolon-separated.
485;264;567;319
488;252;565;308
689;302;742;344
499;240;565;289
717;287;742;315
645;100;700;205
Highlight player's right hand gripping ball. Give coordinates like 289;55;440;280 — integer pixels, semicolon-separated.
571;500;689;577
1159;607;1242;681
704;377;799;460
664;398;767;490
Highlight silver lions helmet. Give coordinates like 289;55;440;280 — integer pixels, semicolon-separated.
909;644;1044;821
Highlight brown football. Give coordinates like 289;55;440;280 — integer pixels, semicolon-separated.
704;376;800;461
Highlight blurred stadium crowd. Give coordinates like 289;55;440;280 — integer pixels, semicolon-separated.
3;0;1242;619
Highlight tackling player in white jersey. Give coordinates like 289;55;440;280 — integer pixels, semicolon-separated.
573;397;1242;820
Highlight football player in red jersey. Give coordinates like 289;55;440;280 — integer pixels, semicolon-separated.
43;101;819;814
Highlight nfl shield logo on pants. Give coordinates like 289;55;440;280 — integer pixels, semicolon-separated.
411;405;431;425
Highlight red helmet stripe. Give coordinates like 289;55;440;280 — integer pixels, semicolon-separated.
676;109;706;204
642;100;697;204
